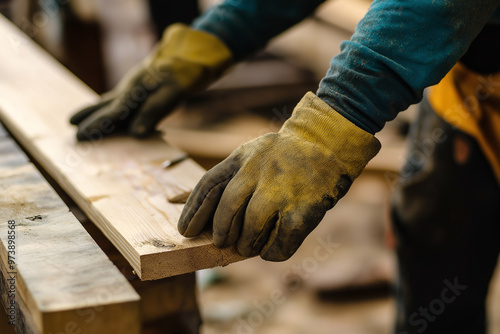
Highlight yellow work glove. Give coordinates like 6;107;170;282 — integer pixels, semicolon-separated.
70;24;232;141
178;92;381;261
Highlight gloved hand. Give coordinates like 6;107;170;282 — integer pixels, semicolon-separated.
70;24;232;141
178;92;381;261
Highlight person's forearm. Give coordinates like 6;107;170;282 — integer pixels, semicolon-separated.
192;0;325;61
317;0;500;134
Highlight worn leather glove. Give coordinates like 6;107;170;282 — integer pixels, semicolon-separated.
70;24;232;141
178;92;381;261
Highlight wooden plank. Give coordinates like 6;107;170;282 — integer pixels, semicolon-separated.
70;196;201;333
0;14;244;280
39;167;201;333
0;123;140;333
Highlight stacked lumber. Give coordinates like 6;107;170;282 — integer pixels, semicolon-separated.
0;123;140;333
0;14;244;280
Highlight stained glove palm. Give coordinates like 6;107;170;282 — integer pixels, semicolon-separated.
70;24;232;141
178;92;381;261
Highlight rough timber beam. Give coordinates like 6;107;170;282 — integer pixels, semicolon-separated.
0;123;140;334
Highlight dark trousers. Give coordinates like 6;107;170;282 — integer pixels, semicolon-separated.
391;96;500;333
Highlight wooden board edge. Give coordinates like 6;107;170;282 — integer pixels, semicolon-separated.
0;124;141;333
43;301;140;334
139;244;247;280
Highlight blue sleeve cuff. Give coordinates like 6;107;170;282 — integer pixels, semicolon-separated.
317;0;500;134
192;0;325;61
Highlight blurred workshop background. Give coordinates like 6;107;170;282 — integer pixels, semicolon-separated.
1;0;500;333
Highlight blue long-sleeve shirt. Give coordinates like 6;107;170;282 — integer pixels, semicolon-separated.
193;0;500;133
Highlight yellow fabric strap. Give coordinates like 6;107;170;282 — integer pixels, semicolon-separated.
428;63;500;184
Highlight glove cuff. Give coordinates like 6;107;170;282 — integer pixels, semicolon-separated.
280;92;381;179
158;23;233;76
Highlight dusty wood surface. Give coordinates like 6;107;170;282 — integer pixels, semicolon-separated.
37;166;202;333
0;14;244;280
0;123;140;334
68;199;201;333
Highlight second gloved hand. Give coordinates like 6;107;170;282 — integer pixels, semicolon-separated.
178;92;381;261
70;24;232;141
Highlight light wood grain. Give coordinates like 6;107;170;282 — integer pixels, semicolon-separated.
0;123;140;334
74;203;201;331
0;14;244;280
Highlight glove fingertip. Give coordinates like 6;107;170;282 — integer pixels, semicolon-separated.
179;222;204;238
70;99;114;125
236;245;253;258
130;123;154;139
177;161;237;239
213;237;226;249
69;114;80;125
177;219;187;235
70;109;90;125
213;230;233;249
177;202;210;238
178;227;190;237
260;240;295;262
177;210;194;236
177;214;198;237
76;130;90;142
